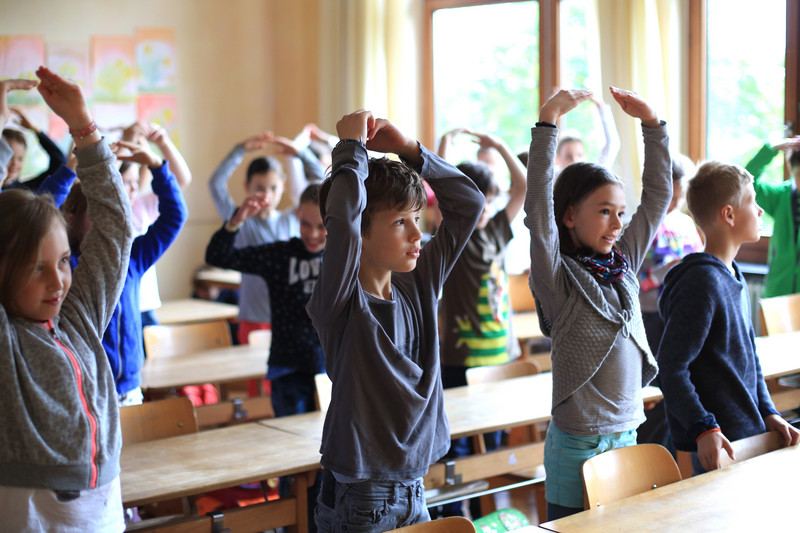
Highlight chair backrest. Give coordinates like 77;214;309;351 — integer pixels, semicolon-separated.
719;431;785;468
390;516;476;532
508;271;536;312
120;397;198;446
143;319;232;359
582;443;682;509
465;359;540;386
314;372;333;411
759;293;800;336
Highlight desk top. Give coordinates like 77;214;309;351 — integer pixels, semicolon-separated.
540;445;800;532
154;298;239;325
756;331;800;379
194;267;242;289
141;343;267;389
259;374;663;441
121;423;320;506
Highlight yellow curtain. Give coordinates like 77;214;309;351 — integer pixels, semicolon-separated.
595;0;687;199
318;0;423;138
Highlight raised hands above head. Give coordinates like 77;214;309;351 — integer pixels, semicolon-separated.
771;136;800;153
229;193;269;228
609;87;660;128
35;66;97;147
112;139;163;169
242;132;271;151
0;79;38;130
539;89;593;124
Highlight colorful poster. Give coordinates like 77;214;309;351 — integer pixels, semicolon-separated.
91;35;136;103
135;28;176;93
137;93;180;147
93;101;137;134
47;41;91;96
0;35;45;105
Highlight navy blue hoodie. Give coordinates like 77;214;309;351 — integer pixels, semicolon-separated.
657;252;778;450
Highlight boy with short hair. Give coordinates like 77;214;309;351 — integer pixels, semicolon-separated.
205;183;326;416
208;132;324;344
307;110;483;530
657;160;800;474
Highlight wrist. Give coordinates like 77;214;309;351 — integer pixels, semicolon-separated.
696;427;721;443
641;118;661;128
225;218;244;232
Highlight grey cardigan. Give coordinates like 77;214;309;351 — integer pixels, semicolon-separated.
524;123;671;408
0;140;132;491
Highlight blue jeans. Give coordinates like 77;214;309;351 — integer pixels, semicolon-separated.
315;471;429;532
544;423;638;509
271;372;317;418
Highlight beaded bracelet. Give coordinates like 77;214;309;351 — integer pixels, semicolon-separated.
70;120;98;140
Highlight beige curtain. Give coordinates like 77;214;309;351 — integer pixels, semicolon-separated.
595;0;688;202
318;0;423;139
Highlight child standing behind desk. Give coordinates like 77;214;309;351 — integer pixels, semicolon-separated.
657;161;800;475
205;183;326;416
0;67;133;531
525;88;671;520
307;110;483;530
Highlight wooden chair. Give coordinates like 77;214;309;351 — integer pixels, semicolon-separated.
314;372;333;411
758;293;800;336
582;443;682;509
120;397;198;445
389;516;476;532
719;431;785;468
195;397;274;428
143;319;232;359
508;271;536;313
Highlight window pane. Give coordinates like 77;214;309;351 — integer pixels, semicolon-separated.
559;0;606;162
707;0;785;179
432;1;539;165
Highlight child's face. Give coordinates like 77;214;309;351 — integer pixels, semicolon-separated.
14;221;72;322
6;139;26;183
121;165;139;200
476;193;496;230
731;184;763;243
563;183;626;255
296;202;327;253
361;206;423;274
556;140;585;169
246;171;284;215
667;179;685;214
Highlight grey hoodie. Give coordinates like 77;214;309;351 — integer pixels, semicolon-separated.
0;140;132;491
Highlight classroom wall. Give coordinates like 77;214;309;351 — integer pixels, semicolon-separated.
1;0;322;300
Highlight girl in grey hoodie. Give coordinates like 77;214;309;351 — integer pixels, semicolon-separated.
0;67;132;532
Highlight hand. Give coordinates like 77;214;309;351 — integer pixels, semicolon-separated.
10;106;40;133
121;121;148;143
35;66;92;131
764;414;800;446
112;140;162;168
265;133;299;157
231;194;269;226
771;136;800;153
539;89;593;124
441;127;470;141
242;132;271;151
697;430;734;471
468;131;503;151
65;141;78;171
336;110;372;142
609;87;660;127
0;79;38;129
308;123;334;143
366;117;421;164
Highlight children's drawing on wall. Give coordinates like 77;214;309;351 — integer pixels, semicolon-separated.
47;41;91;143
138;93;180;148
91;35;137;103
0;35;44;106
135;28;176;93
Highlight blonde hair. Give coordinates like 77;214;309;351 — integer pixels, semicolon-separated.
686;161;752;229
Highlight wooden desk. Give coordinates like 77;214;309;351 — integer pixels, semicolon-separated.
540;444;800;532
141;343;267;390
154;298;238;325
756;331;800;379
194;267;242;291
121;423;321;531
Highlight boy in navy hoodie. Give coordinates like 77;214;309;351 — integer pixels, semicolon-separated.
657;160;800;474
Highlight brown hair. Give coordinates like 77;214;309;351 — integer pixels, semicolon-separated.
686;161;752;229
553;162;624;254
2;128;27;148
0;189;66;316
61;182;89;252
319;157;427;235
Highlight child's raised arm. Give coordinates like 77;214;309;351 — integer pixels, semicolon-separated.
608;87;660;128
469;131;527;221
0;79;38;184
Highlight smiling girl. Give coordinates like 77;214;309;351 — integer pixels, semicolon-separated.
524;87;671;520
0;67;132;532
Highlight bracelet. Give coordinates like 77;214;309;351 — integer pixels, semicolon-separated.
335;137;363;149
225;219;244;232
696;427;721;442
535;121;557;128
70;120;98;140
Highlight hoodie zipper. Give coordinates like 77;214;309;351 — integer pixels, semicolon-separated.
47;319;99;488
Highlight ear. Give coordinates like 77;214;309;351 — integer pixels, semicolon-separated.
563;205;576;229
720;204;735;228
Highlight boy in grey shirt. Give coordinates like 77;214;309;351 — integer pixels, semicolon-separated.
307;110;483;530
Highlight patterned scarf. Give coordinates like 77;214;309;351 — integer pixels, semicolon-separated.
570;249;629;283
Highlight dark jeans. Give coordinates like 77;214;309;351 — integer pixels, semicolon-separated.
271;372;317;418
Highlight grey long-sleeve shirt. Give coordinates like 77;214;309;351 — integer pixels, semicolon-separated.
307;143;483;480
